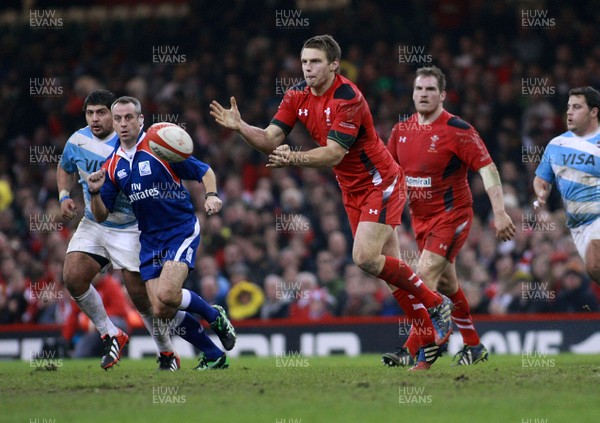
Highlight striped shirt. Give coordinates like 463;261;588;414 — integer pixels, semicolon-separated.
535;128;600;228
60;127;136;228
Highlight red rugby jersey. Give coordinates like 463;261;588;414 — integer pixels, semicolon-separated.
271;74;399;192
387;110;492;218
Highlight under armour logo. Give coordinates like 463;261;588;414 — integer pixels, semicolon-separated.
399;137;407;143
369;209;379;215
439;243;448;250
298;109;308;116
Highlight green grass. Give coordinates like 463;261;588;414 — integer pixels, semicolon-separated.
3;354;600;422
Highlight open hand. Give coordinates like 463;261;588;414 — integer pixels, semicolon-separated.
209;96;241;131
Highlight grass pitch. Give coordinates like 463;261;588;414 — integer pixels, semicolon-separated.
3;353;599;422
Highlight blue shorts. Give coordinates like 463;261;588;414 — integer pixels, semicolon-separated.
139;218;201;281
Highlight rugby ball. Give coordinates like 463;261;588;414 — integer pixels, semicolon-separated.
146;122;193;162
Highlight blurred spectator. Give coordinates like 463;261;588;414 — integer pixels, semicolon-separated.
260;274;290;319
315;250;345;299
555;266;599;313
289;271;335;320
226;280;265;320
198;274;227;309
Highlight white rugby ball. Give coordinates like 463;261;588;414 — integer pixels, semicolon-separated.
146;122;193;162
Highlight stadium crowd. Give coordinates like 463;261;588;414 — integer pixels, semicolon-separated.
1;1;600;330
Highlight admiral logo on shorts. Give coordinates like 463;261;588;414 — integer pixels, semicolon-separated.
405;176;432;188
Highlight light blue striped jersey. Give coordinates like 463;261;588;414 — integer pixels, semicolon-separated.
59;126;136;228
535;128;600;228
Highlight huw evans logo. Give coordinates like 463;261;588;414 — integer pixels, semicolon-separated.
275;10;309;28
152;46;187;65
30;10;63;29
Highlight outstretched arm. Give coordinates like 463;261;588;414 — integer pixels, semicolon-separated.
267;139;347;168
478;163;516;242
210;96;285;154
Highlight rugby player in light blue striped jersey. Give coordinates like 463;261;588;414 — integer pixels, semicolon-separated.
534;86;600;285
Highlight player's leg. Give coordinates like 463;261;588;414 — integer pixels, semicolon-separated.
382;243;456;369
438;264;488;365
570;223;600;286
350;177;444;312
155;260;235;350
106;225;179;370
63;220;126;369
139;221;235;364
107;225;178;369
146;269;228;370
380;231;429;366
354;224;451;344
121;269;179;370
426;209;487;365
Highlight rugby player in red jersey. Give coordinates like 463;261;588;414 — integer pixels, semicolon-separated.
210;35;453;370
383;66;515;367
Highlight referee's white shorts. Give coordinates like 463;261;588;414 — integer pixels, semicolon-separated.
570;217;600;261
66;217;141;272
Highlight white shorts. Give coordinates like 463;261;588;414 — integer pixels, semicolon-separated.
570;218;600;260
66;217;141;272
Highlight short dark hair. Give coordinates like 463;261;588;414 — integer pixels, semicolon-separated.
568;86;600;118
111;96;142;115
414;66;446;92
82;89;116;112
302;34;342;65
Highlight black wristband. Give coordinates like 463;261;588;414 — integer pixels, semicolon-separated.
89;189;101;196
205;192;218;199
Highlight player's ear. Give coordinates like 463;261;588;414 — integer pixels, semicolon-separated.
330;59;339;73
138;114;144;128
440;90;447;102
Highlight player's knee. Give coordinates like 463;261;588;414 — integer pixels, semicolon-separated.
352;249;378;275
62;266;90;297
353;254;377;275
156;286;179;308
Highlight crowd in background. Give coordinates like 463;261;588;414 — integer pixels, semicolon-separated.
1;1;600;330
